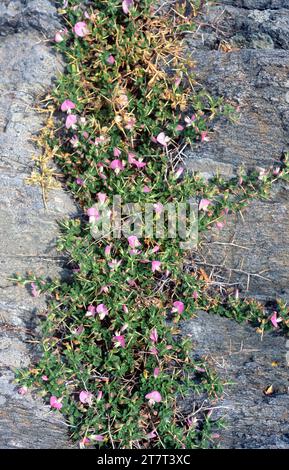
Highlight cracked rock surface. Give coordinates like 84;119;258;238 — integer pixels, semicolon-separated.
0;1;75;448
184;0;289;449
186;0;289;300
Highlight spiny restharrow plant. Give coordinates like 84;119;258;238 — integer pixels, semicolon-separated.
15;0;289;449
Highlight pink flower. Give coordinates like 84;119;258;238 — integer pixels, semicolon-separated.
154;203;163;215
145;390;162;404
70;135;79;148
184;115;196;126
270;311;282;328
174;167;184;179
87;207;99;223
156;132;170;147
113;335;126;348
96;304;109;320
79;391;94;405
100;285;110;294
193;291;198;300
153;367;160;378
110;159;124;174
151;245;160;254
176;124;184;131
122;304;129;314
31;282;40;298
215;221;224;230
150;346;158;356
174;76;182;87
124;117;136;130
42;375;49;382
80;437;90;448
199;198;211;211
107;55;115;65
172;301;185;315
50;396;63;410
122;0;134;14
76;177;84;185
75;325;84;335
108;259;122;270
150;328;158;343
65;114;77;129
55;31;65;43
104;245;111;257
61;99;76;112
90;434;104;442
97;193;107;204
201;131;209;142
273;167;281;176
18;386;28;395
113;147;121;157
127;235;141;249
152;261;161;273
128;152;146;169
86;305;96;317
73;21;89;38
146;430;157;439
143;185;151;193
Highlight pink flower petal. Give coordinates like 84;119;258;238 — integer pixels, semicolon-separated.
110;159;124;173
96;303;109;320
112;335;126;348
145;390;162;403
153;367;160;378
18;386;28;395
107;55;115;65
113;147;121;157
150;328;158;343
87;207;99;218
172;301;185;315
122;0;134;14
97;193;107;204
199;198;212;211
270;311;281;328
156;132;170;147
152;261;161;273
127;235;141;249
73;21;89;38
86;305;96;317
79;391;94;405
61;99;76;112
31;282;40;298
50;396;63;410
65;114;77;129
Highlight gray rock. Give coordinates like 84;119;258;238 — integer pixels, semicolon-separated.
184;0;289;449
182;311;289;449
185;2;289;301
0;1;75;449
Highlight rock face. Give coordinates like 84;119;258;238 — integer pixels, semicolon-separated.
186;0;289;301
184;0;289;449
183;311;289;449
0;1;75;448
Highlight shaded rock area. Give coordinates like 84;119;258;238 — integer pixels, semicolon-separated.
182;311;289;449
0;1;75;448
183;0;289;449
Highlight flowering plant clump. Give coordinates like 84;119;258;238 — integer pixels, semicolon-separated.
15;0;289;449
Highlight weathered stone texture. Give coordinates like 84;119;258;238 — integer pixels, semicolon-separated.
183;0;289;449
182;311;289;449
186;0;289;300
0;1;75;449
